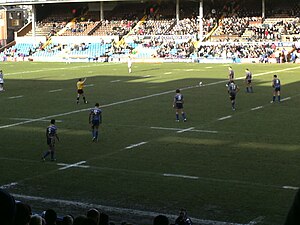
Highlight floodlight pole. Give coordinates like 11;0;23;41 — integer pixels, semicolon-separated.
199;0;203;41
176;0;179;24
100;1;104;20
31;4;36;37
262;0;265;19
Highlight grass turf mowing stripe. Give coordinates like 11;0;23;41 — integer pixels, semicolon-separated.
2;66;299;130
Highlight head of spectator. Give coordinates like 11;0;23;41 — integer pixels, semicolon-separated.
73;215;87;225
99;212;109;225
44;209;57;225
87;208;100;225
30;214;43;225
153;215;169;225
62;215;74;225
0;188;16;225
14;202;32;225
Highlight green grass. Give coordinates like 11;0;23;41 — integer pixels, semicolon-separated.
1;61;300;225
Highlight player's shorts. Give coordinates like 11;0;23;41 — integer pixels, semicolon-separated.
229;93;236;100
175;103;183;109
0;78;3;83
92;120;100;127
246;80;252;84
47;137;55;147
77;89;84;94
274;87;281;92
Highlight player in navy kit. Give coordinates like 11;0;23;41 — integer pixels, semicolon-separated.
245;68;253;93
173;89;187;122
89;103;102;142
226;66;234;86
227;80;240;111
271;74;281;103
42;119;59;161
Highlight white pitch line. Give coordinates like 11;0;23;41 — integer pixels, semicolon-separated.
125;142;148;149
48;88;63;93
218;115;232;121
0;182;18;189
282;186;299;190
163;173;199;180
110;80;121;83
8;95;23;99
164;72;172;74
12;193;259;225
58;161;88;170
10;118;63;123
151;126;218;134
251;106;263;111
142;75;151;78
281;97;291;102
177;127;195;133
85;84;94;87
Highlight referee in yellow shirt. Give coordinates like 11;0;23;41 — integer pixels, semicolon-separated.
76;78;88;104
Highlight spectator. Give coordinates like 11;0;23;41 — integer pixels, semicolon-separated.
99;212;109;225
87;208;100;225
174;209;192;225
62;215;74;225
153;215;169;225
284;189;300;225
44;209;57;225
14;202;32;225
73;215;87;225
0;188;16;225
30;214;43;225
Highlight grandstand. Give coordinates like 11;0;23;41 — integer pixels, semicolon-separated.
1;0;300;63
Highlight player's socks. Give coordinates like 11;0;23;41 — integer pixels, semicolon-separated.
43;151;50;159
278;95;281;102
246;87;249;93
176;114;179;121
250;87;253;93
83;97;87;103
50;152;55;161
272;96;276;102
232;102;235;109
95;131;99;140
182;113;186;121
76;97;79;104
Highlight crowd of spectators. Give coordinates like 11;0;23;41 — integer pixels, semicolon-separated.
0;188;194;225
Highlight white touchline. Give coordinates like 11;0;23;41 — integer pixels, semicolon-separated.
251;106;263;111
0;182;18;189
218;115;232;121
58;161;89;170
8;95;23;99
49;89;63;93
110;80;121;83
125;142;148;149
12;193;261;225
177;127;194;133
85;84;94;87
